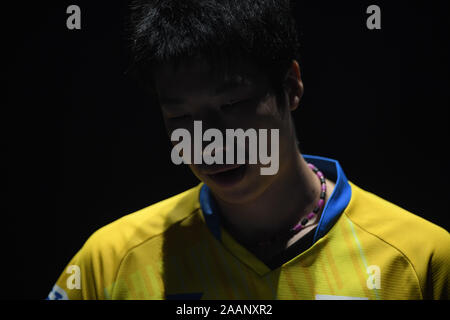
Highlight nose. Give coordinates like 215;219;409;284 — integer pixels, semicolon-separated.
193;108;224;131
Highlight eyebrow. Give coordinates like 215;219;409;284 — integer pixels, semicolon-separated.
215;76;250;95
160;76;251;106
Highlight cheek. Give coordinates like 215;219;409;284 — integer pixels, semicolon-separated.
255;94;281;117
166;122;195;146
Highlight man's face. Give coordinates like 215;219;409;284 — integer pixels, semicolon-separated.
153;57;298;204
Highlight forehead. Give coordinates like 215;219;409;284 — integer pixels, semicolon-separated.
152;56;268;99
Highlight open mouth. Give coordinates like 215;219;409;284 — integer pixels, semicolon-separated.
206;164;246;187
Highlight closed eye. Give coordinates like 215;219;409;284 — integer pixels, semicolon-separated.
221;99;252;111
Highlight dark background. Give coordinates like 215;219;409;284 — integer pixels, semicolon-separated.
4;1;449;299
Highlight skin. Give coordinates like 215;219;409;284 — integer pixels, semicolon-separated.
152;56;335;263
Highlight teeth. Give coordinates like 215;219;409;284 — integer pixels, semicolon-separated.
215;166;240;175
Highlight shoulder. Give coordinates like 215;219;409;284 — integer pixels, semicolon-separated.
345;182;449;298
49;184;204;299
345;182;449;249
84;183;203;258
73;183;203;287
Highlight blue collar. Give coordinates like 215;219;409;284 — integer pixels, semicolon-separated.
199;154;352;244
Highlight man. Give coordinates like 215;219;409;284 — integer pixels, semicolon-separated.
48;0;449;300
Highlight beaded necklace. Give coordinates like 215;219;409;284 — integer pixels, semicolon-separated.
257;163;327;247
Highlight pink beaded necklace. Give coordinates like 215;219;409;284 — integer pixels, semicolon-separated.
257;162;327;247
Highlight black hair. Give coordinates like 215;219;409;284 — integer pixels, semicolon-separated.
129;0;300;103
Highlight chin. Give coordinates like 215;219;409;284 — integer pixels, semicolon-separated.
204;165;272;205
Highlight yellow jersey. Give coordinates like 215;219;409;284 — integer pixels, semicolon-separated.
47;155;449;300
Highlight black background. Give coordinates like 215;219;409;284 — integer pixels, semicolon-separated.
4;1;449;299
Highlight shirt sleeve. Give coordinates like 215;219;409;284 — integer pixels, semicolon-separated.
425;231;450;300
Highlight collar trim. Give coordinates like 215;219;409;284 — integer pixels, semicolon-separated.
199;154;352;245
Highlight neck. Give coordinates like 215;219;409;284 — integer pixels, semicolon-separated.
213;151;323;249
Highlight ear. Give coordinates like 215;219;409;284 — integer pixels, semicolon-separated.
284;60;304;111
